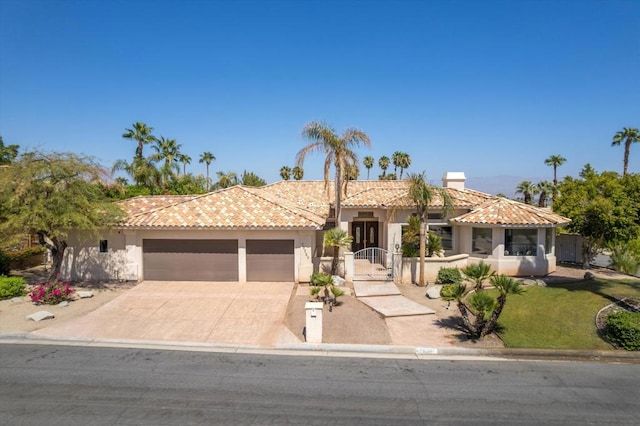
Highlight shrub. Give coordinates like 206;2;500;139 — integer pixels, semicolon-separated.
436;267;462;284
427;232;443;257
0;250;10;276
6;246;45;270
310;271;333;287
0;276;27;300
608;245;640;276
29;280;75;305
440;283;464;299
606;311;640;351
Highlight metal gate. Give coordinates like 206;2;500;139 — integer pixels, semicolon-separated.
353;247;393;279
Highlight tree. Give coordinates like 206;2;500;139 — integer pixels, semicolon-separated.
241;170;266;187
461;261;495;291
406;172;453;286
0;136;19;165
515;180;538;205
215;171;238;189
178;154;191;175
554;167;640;267
392;151;403;176
378;156;390;178
536;180;553;207
292;166;304;180
199;152;216;191
363;156;374;180
0;151;123;282
297;121;371;223
480;275;525;337
323;227;353;276
280;166;291;180
612;127;640;176
345;163;359;180
150;137;182;190
122;122;156;160
112;156;161;191
544;154;566;186
399;152;411;179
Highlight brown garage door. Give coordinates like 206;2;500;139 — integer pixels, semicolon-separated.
246;240;294;282
143;239;238;281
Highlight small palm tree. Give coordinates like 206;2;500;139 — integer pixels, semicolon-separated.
178;154;191;175
280;166;291;180
292;166;304;180
461;261;495;291
363;156;374;180
323;227;353;276
612;127;640;176
515;180;538;205
122;122;156;160
199;151;216;191
481;275;524;337
378;156;390;178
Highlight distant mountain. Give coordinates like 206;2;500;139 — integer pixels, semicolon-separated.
465;175;547;199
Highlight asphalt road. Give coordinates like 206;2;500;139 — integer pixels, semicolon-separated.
0;344;638;425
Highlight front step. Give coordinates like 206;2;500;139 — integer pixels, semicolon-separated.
352;280;401;297
353;279;435;318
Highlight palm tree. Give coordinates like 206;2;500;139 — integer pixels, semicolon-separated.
178;154;191;175
392;151;403;176
199;151;216;191
515;180;538;205
461;261;495;291
280;166;291;180
112;156;161;190
151;137;181;188
406;172;453;286
399;152;411;179
297;121;371;223
292;166;304;180
612;127;640;176
363;156;374;180
378;156;390;178
345;162;359;180
480;275;524;337
323;227;353;276
122;122;156;160
215;171;238;189
544;154;566;185
536;180;553;207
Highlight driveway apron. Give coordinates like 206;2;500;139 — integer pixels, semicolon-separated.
33;281;297;347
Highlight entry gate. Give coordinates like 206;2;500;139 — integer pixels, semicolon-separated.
353;247;393;279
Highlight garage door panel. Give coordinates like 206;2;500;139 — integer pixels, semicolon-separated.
143;239;238;281
246;240;294;282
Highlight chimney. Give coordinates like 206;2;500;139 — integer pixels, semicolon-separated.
442;172;466;190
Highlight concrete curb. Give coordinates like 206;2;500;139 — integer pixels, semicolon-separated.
1;332;638;363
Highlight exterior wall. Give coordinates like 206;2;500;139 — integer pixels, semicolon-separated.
63;228;316;283
401;254;469;283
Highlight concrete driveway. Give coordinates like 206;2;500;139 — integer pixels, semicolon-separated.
33;281;299;347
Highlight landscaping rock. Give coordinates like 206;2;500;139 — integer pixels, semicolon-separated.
332;276;345;287
519;279;537;286
11;297;24;304
77;291;94;299
26;311;54;322
536;279;547;287
426;286;442;299
584;271;596;280
57;301;69;307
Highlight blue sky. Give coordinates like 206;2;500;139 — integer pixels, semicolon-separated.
1;0;638;191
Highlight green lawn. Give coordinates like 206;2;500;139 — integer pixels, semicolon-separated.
495;278;640;350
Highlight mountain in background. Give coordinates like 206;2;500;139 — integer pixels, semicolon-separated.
465;175;547;199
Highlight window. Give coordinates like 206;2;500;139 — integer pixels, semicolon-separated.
505;229;537;256
545;228;553;254
99;240;108;253
472;228;492;255
430;225;453;250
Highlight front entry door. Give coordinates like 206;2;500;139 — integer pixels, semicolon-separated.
351;221;379;252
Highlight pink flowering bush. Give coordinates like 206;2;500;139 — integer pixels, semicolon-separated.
29;280;75;305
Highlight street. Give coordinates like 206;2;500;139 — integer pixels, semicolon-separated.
0;344;638;425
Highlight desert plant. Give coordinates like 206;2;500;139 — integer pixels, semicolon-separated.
29;280;75;305
436;267;462;285
427;231;442;257
606;310;640;350
330;286;345;303
323;227;353;276
310;271;334;287
0;250;10;276
461;261;496;291
609;245;640;276
0;276;27;300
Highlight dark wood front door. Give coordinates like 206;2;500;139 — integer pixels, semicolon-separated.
351;221;379;252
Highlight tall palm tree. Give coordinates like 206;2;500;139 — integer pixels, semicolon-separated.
378;156;390;178
297;121;371;223
406;172;453;286
215;171;238;189
112;156;161;190
323;227;353;276
612;127;640;176
515;180;538;205
363;156;374;180
122;122;156;160
151;137;181;189
392;151;403;176
280;166;291;180
536;180;553;207
199;151;216;191
399;152;411;179
544;154;566;185
292;166;304;180
178;154;191;175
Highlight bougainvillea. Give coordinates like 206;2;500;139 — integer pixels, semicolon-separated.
29;280;75;305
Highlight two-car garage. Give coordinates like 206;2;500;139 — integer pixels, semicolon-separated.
142;239;295;282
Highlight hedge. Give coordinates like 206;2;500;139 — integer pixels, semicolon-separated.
0;276;27;300
606;310;640;351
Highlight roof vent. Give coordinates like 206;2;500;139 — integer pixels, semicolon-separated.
442;172;466;190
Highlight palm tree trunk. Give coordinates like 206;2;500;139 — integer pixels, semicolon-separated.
335;166;342;223
481;295;506;337
331;250;339;276
206;164;210;191
457;300;478;338
624;140;630;176
419;221;426;286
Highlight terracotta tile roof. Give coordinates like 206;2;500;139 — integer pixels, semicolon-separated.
119;186;326;229
118;195;196;217
449;197;571;226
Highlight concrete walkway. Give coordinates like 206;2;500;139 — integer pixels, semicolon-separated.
33;281;299;347
353;280;435;317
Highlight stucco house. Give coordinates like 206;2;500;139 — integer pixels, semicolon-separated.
62;172;570;283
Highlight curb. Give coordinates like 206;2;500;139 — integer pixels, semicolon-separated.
1;332;638;363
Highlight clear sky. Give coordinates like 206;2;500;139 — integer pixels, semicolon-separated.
1;0;638;190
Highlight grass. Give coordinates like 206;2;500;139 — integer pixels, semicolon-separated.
495;278;640;350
